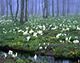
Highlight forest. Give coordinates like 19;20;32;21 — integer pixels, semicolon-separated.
0;0;80;63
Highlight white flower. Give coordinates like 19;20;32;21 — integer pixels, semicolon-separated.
23;31;28;35
18;29;24;32
45;46;47;49
34;54;37;61
4;53;7;58
66;28;69;31
38;25;42;29
73;40;79;44
56;33;62;38
8;50;13;55
37;30;43;35
3;28;5;30
49;24;52;27
65;37;68;41
43;43;46;45
33;33;37;37
27;36;31;41
12;53;17;58
43;25;46;30
9;30;12;32
47;43;49;45
69;36;71;41
26;27;29;29
13;29;15;31
39;47;43;50
29;29;34;34
12;54;16;58
15;53;18;57
60;40;63;43
38;43;41;46
77;26;80;30
51;26;57;30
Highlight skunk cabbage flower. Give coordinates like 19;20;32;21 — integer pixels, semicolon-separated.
8;50;13;55
34;54;37;61
73;40;79;44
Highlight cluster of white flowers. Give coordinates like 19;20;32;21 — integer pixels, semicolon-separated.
73;40;79;44
38;43;50;50
65;36;71;42
77;26;80;30
4;50;18;58
56;33;62;38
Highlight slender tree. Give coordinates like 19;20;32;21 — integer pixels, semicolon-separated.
62;0;65;16
0;0;5;16
43;0;49;18
35;0;37;16
52;0;54;17
6;0;9;17
57;0;59;16
9;0;14;21
39;0;40;15
31;0;33;16
25;0;28;21
20;0;24;24
15;0;19;22
67;0;70;16
42;0;44;16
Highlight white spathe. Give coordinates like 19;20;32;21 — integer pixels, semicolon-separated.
33;33;37;37
4;53;7;58
29;29;34;34
34;54;37;61
23;31;28;35
27;36;31;41
8;50;13;55
73;40;79;44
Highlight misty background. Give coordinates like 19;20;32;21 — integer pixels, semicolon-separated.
0;0;80;16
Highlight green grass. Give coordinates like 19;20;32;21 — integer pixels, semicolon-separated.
0;15;80;59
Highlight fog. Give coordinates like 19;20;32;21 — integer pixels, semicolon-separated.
0;0;80;16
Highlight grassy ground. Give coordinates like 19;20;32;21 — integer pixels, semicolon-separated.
0;15;80;59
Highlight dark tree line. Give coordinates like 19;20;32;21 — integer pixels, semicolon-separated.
0;0;80;24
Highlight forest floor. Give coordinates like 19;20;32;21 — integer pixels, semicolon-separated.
0;15;80;62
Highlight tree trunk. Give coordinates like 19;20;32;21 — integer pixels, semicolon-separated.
31;0;33;16
20;0;24;24
62;0;65;16
67;0;69;16
39;0;40;15
9;0;14;21
15;0;19;22
25;0;28;21
52;0;54;17
57;0;59;16
43;0;48;18
6;0;8;18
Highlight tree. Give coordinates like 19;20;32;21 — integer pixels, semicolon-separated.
6;0;9;17
52;0;54;17
9;0;14;21
62;0;65;16
43;0;49;18
67;0;70;16
15;0;19;22
25;0;28;21
35;0;37;16
0;0;5;16
20;0;24;24
38;0;41;15
57;0;59;16
31;0;33;16
9;0;19;22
